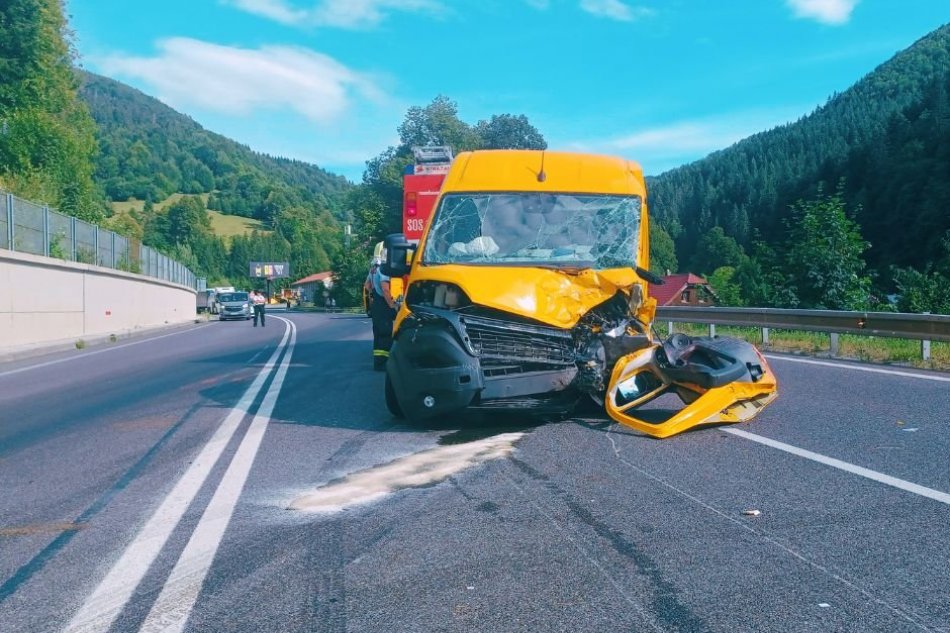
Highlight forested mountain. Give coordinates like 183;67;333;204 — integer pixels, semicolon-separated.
649;24;950;275
74;72;353;288
79;72;351;222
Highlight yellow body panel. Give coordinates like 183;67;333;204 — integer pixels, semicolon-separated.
398;150;651;331
398;265;647;329
390;149;776;438
604;348;778;439
390;276;404;301
441;150;646;196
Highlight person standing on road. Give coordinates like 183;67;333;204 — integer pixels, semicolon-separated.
365;254;396;371
251;289;266;327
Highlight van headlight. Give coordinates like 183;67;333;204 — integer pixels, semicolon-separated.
407;282;470;310
242;303;249;309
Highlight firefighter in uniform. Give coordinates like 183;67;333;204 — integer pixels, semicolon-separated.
365;250;397;371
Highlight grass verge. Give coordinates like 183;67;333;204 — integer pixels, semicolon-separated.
662;322;949;371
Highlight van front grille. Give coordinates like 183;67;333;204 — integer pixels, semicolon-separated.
461;315;574;369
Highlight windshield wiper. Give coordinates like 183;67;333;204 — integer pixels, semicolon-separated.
504;262;594;274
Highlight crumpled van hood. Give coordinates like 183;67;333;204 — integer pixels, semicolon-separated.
406;264;644;328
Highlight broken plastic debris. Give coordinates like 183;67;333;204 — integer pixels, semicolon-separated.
741;509;762;517
902;427;920;433
818;603;831;608
466;586;475;591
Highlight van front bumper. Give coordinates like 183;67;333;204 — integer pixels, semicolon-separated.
387;307;579;421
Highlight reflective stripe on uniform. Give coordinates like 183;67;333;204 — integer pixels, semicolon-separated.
373;349;390;357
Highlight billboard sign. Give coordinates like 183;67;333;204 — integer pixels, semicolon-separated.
249;261;290;278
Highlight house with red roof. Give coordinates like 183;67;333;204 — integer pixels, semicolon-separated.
291;271;333;304
648;273;717;306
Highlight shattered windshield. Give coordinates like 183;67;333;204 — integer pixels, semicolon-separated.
422;193;641;269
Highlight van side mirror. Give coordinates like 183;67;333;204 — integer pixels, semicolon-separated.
381;233;415;277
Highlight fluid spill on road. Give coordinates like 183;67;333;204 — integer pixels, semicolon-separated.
437;421;542;446
289;432;524;513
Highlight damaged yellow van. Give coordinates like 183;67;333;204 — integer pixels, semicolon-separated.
381;150;776;437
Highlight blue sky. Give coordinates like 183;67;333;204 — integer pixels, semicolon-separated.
67;1;948;181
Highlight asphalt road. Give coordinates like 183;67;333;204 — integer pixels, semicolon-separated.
1;312;948;633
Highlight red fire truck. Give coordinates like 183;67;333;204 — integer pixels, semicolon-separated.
403;146;453;242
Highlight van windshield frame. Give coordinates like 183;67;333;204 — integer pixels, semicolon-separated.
421;192;641;270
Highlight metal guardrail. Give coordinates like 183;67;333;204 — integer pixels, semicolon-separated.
656;306;950;360
289;306;366;314
1;189;197;289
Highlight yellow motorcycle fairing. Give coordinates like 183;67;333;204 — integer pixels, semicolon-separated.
605;345;778;439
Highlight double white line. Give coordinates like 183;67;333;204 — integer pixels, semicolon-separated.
65;317;297;633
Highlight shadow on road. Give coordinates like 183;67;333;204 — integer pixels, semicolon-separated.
192;338;572;438
190;333;734;444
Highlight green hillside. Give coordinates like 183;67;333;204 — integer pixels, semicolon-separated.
79;72;347;287
649;24;950;275
110;194;269;240
207;210;270;240
79;71;351;222
0;1;102;221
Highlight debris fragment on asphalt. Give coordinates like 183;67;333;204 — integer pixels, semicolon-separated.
741;509;761;516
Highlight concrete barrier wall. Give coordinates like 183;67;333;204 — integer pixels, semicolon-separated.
0;249;196;349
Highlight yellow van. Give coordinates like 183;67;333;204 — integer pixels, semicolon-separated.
381;150;776;437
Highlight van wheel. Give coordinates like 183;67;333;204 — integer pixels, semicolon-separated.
385;374;404;419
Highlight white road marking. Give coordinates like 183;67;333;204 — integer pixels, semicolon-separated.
139;317;297;633
0;324;212;378
724;428;950;506
605;427;934;630
62;319;292;633
765;354;950;382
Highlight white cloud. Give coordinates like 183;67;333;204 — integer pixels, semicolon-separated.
225;0;442;29
579;0;652;21
226;0;307;25
785;0;859;25
99;38;383;124
568;107;807;174
606;122;748;153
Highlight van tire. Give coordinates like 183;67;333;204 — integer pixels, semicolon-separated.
385;374;404;419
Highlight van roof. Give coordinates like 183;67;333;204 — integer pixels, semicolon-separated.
442;150;646;197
